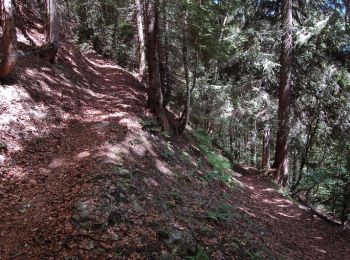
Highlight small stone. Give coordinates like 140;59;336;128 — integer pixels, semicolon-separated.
95;121;110;129
116;168;130;177
133;201;144;213
143;177;159;189
73;200;90;221
29;179;37;187
88;241;94;250
158;229;196;256
160;252;175;260
0;155;5;166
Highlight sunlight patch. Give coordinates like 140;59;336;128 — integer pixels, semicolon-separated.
155;159;173;176
76;151;91;160
48;158;72;169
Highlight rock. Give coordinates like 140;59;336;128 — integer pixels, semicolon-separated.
133;201;144;213
95;121;110;129
0;155;5;166
112;166;131;177
158;229;196;256
72;196;112;229
143;177;159;189
160;252;175;260
88;241;95;250
73;200;90;222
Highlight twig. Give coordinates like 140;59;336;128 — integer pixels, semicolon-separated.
10;252;26;259
74;233;112;246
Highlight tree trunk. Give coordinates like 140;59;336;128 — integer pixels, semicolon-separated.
145;0;170;131
272;0;292;187
262;128;270;169
162;11;171;107
292;115;319;191
177;2;190;134
40;0;59;63
135;0;146;83
251;120;257;166
0;0;17;77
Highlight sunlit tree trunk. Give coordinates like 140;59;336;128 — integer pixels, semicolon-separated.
262;128;270;169
0;0;17;77
273;0;292;186
135;0;146;83
43;0;59;63
251;120;257;166
157;1;166;97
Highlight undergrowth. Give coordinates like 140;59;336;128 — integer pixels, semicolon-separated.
192;129;236;187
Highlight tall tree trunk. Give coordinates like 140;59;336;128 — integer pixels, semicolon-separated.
251;120;257;166
0;0;17;77
177;2;190;134
163;11;171;107
135;0;146;83
145;0;170;131
273;0;292;187
292;115;319;191
42;0;59;63
262;127;270;169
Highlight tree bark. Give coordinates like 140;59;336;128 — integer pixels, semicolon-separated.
40;0;59;63
135;0;146;83
292;115;319;191
145;0;170;131
177;1;191;134
162;11;171;107
273;0;292;187
0;0;17;77
251;120;257;166
262;128;270;169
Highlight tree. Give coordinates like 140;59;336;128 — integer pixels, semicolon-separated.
0;0;17;77
135;0;146;83
145;0;171;131
177;0;191;134
41;0;59;63
262;128;270;169
272;0;292;186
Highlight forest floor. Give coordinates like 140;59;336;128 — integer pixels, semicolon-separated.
1;6;350;260
0;49;349;260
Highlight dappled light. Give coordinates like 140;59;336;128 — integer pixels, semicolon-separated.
0;1;349;259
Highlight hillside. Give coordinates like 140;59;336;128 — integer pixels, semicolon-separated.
0;4;350;260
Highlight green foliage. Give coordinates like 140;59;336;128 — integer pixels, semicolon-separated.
300;165;350;221
72;0;135;68
160;142;175;161
140;118;162;134
186;246;210;260
193;129;231;174
0;142;8;152
247;251;263;260
207;203;233;221
180;151;192;164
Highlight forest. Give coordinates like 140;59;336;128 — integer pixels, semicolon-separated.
0;0;349;259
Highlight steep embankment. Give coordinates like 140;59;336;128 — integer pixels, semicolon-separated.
1;6;350;260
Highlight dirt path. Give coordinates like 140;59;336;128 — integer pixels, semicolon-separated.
233;172;350;259
0;53;147;258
